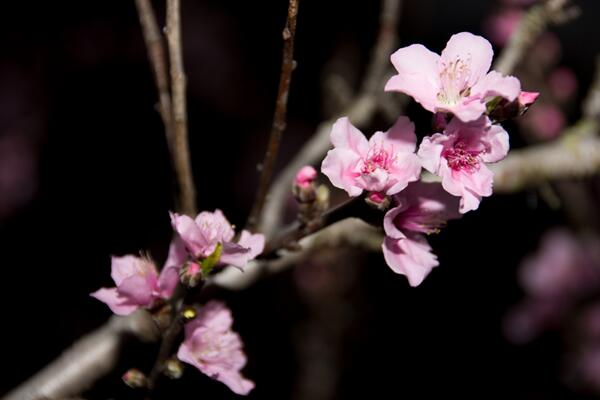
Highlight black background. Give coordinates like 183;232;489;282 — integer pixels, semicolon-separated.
1;0;600;398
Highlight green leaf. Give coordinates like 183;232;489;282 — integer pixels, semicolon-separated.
201;242;223;276
485;96;503;114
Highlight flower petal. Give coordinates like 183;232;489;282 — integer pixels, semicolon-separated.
90;287;139;315
385;44;441;112
330;117;369;156
382;234;439;287
321;148;363;196
471;70;521;102
441;32;493;86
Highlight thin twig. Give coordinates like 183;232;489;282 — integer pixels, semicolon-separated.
246;0;300;230
165;0;196;216
494;0;577;75
134;0;175;151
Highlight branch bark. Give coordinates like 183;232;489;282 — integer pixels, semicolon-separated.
3;311;159;400
246;0;301;230
134;0;175;151
165;0;196;216
494;0;578;75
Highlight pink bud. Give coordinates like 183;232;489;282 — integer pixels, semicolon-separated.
295;165;317;188
518;91;540;108
368;192;387;204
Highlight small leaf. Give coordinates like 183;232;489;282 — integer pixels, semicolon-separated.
201;242;223;276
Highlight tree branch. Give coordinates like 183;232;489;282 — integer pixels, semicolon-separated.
494;0;578;75
3;311;159;400
246;0;300;230
134;0;175;152
165;0;196;216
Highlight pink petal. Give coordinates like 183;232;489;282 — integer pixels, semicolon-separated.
157;237;187;298
441;32;493;86
382;234;439;287
220;241;252;270
383;204;409;239
385;44;441;112
471;70;521;102
194;210;235;244
330;117;369;156
110;255;141;286
90;288;139;315
386;153;422;195
237;230;265;260
380;116;417;153
117;274;155;306
417;134;446;174
480;124;509;163
459;187;483;214
213;370;255;396
321;148;363;196
448;101;488;123
170;212;209;256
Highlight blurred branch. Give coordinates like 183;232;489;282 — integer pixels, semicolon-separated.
213;218;382;290
3;311;159;400
165;0;196;216
584;57;600;122
134;0;175;151
492;120;600;193
259;0;403;239
494;0;579;75
246;0;301;230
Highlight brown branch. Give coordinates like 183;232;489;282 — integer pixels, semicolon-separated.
494;0;578;75
3;311;159;400
246;0;300;230
144;303;185;396
134;0;175;151
165;0;196;216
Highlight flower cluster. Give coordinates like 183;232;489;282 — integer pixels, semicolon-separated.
91;209;263;395
322;32;536;285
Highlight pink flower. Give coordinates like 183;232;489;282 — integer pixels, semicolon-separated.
385;32;521;122
177;301;254;395
418;116;509;213
295;165;317;188
90;239;185;315
170;210;264;270
382;182;460;286
321;116;421;197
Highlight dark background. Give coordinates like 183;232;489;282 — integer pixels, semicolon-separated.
1;0;600;398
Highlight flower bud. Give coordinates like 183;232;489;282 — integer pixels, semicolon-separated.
164;358;184;379
122;368;147;389
180;261;203;288
365;191;391;211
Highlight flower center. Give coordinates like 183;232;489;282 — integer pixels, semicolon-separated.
361;146;392;174
442;142;480;173
437;57;471;105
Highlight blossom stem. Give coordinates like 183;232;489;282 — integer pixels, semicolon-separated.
261;194;383;258
246;0;301;231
